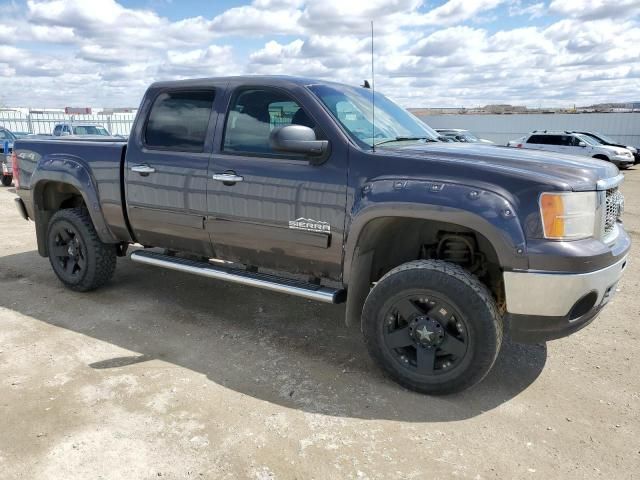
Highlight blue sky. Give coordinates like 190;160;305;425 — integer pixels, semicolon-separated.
0;0;639;108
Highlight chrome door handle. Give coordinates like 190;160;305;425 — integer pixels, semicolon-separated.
130;165;156;174
212;173;244;183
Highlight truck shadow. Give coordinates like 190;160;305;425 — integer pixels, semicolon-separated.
0;250;547;422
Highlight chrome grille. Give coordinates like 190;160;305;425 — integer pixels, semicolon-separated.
604;187;624;236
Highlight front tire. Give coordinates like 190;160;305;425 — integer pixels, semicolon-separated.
362;260;502;395
1;175;11;187
46;208;117;292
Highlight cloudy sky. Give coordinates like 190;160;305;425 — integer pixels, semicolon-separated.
0;0;639;108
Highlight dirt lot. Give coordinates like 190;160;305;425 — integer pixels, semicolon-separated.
1;169;639;480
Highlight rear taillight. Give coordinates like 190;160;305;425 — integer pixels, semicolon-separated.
516;143;523;148
11;152;19;188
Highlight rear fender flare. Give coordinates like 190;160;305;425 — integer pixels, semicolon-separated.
31;154;117;254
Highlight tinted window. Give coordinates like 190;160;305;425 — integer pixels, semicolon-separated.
527;135;546;144
223;89;315;154
545;135;564;145
53;125;62;136
145;90;215;152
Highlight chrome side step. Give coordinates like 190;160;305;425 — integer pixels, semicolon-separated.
130;250;346;304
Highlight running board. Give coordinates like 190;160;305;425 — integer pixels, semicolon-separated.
130;250;346;304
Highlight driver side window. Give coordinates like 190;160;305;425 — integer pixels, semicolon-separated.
223;88;316;155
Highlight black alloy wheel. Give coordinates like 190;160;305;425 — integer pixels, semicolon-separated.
49;223;87;280
46;208;117;291
362;260;502;395
382;293;468;376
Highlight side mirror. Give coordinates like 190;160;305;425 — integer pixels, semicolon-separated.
578;141;586;147
270;125;328;158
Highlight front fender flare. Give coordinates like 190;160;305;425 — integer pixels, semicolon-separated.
343;198;528;285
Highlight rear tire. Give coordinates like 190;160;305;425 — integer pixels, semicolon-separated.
46;208;117;292
362;260;502;395
1;175;11;187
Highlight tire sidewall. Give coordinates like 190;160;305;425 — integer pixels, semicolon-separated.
363;263;500;394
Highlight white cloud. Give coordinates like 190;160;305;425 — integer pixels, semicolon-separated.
509;1;546;19
548;0;640;20
409;0;507;25
209;0;303;36
0;0;638;108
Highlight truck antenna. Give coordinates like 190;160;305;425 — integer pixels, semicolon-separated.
371;20;375;152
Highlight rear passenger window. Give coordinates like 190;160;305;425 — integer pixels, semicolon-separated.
223;88;316;155
546;135;563;145
527;135;545;144
145;90;215;152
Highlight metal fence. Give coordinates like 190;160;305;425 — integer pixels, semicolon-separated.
0;110;137;136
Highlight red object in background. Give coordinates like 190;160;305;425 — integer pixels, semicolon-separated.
11;152;19;188
65;107;92;114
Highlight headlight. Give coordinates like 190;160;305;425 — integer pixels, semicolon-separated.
539;192;597;240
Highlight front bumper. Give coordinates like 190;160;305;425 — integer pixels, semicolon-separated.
611;154;634;165
504;247;629;343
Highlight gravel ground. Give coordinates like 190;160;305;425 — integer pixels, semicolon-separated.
1;168;639;479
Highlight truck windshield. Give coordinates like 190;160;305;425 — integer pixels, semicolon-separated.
308;84;439;148
0;129;16;141
575;134;599;146
590;133;617;144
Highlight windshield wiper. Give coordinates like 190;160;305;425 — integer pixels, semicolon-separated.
374;136;437;146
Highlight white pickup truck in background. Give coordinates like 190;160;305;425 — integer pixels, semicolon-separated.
52;123;112;137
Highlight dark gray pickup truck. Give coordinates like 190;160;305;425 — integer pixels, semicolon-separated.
12;76;630;394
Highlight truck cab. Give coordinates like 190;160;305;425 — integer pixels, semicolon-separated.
12;76;630;395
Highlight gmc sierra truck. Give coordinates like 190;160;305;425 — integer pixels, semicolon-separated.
12;76;630;394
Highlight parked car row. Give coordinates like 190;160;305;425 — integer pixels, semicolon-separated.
0;123;122;186
428;126;636;169
435;128;493;144
507;130;638;169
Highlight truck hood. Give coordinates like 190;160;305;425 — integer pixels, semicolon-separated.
384;142;619;191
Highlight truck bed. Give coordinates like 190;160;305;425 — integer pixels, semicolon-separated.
14;137;131;241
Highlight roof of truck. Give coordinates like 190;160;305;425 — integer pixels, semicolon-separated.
149;75;360;89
